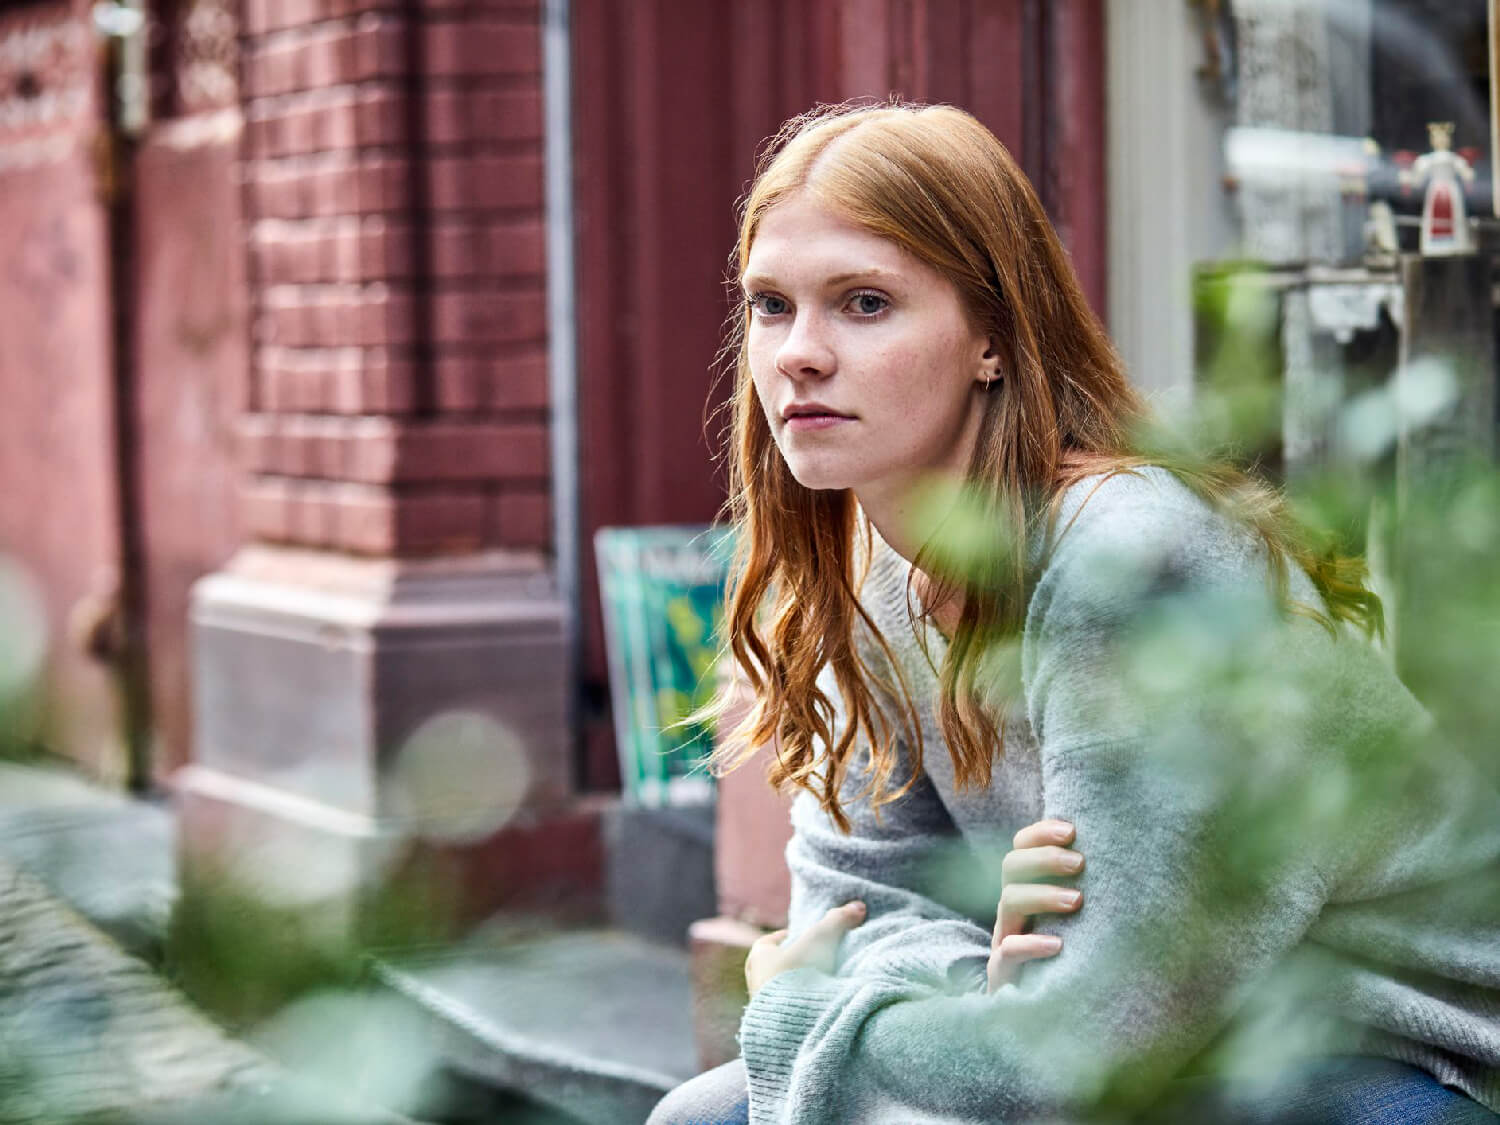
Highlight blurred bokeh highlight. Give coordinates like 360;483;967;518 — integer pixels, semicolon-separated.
1;1;1497;1122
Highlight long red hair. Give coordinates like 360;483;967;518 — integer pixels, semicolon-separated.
709;102;1380;831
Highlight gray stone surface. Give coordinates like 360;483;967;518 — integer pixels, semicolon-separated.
0;766;423;1124
191;550;571;819
605;802;716;948
0;855;268;1123
0;761;175;960
374;927;697;1125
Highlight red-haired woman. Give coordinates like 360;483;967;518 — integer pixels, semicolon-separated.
648;103;1500;1125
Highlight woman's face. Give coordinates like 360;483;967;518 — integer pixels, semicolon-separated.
741;193;996;506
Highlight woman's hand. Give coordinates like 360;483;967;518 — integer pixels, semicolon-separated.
987;818;1083;992
746;901;867;996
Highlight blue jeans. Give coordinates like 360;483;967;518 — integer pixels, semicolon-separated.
1151;1057;1500;1125
646;1056;1500;1124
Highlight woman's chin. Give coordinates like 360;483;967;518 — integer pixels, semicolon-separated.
783;459;856;493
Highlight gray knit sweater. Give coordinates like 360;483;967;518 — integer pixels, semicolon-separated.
738;467;1500;1124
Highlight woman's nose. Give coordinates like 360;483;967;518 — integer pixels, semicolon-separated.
774;313;836;379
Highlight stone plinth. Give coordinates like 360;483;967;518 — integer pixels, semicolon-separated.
172;546;595;1019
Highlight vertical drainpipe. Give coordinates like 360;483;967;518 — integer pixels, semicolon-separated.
542;0;582;776
95;0;153;792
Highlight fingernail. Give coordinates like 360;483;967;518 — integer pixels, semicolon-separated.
1061;852;1083;873
847;900;866;916
1060;889;1082;907
1041;935;1062;952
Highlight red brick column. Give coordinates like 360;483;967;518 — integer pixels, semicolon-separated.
174;1;593;1011
237;0;551;556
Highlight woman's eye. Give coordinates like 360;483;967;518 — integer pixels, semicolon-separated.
848;292;889;316
749;293;790;317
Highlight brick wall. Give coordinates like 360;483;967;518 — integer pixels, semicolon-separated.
239;0;550;556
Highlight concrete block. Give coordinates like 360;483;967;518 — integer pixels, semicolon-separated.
713;744;791;928
189;546;571;817
604;803;715;948
374;928;695;1125
177;545;595;1018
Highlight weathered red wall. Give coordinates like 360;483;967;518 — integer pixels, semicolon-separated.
133;116;248;779
0;5;125;779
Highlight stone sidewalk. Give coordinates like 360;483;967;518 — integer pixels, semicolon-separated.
0;761;175;964
0;759;707;1124
0;761;420;1124
0;856;411;1124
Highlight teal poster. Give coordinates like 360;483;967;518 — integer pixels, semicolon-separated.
594;525;735;806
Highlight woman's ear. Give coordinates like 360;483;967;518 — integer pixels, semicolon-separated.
978;335;1003;388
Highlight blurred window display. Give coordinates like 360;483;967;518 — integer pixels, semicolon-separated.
1219;0;1493;264
1111;1;1498;409
1175;0;1500;499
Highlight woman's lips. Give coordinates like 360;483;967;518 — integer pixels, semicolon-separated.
784;413;853;432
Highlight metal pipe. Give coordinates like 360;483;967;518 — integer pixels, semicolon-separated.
542;0;582;772
94;0;153;791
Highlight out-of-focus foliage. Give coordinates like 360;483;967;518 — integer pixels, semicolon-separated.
0;576;557;1122
0;557;48;763
899;266;1500;1117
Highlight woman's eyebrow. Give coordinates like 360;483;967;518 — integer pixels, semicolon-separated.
739;268;903;293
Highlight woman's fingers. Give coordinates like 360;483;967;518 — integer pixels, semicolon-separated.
745;903;866;996
1012;818;1075;851
751;928;788;952
771;901;867;975
744;929;789;995
987;820;1081;987
792;901;866;959
986;933;1063;992
995;883;1082;942
1000;844;1084;884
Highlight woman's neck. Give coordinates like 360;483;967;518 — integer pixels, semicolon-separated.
856;486;963;641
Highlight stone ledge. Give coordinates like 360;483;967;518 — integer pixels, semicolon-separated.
372;927;697;1125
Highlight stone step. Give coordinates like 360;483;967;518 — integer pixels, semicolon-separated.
372;926;698;1125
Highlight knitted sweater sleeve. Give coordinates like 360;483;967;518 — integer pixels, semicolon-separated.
780;664;995;991
738;473;1494;1125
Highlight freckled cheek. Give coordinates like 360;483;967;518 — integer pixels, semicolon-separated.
863;343;937;400
745;324;774;373
745;345;779;425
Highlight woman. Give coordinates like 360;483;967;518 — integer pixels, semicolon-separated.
650;102;1500;1124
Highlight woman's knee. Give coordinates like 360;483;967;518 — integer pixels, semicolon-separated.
646;1058;750;1125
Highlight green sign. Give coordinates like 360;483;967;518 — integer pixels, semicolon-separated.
594;525;735;806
